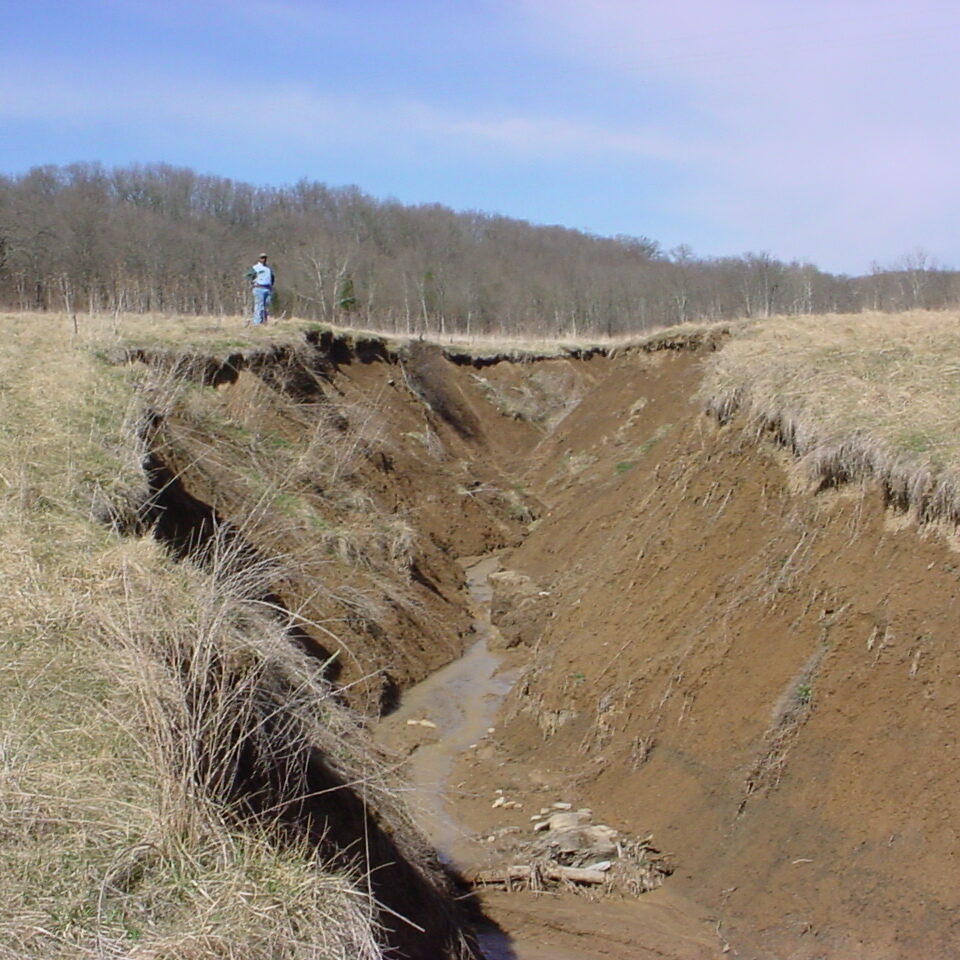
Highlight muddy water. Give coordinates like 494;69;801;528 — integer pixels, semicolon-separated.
376;556;525;960
379;557;716;960
384;555;520;869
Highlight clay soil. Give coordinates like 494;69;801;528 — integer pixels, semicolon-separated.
158;337;960;959
443;348;960;959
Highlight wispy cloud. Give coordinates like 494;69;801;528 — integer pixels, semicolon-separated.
0;56;677;164
518;0;960;270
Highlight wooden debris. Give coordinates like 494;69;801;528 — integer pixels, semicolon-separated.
469;864;609;886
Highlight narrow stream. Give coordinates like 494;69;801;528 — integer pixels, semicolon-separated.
374;555;524;958
379;557;699;960
384;555;521;870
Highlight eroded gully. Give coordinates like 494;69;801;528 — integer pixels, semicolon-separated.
374;556;720;960
377;556;518;870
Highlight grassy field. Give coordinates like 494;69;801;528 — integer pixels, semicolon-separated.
701;310;960;524
4;306;960;956
58;308;726;361
0;312;385;959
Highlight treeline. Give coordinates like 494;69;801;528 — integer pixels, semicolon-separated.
1;162;957;335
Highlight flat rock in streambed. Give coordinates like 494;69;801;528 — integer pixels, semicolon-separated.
489;569;553;649
548;823;620;858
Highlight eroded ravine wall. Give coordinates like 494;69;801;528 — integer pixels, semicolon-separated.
141;342;545;709
491;351;960;959
137;336;652;708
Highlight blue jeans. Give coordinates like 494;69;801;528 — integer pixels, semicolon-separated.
252;286;272;324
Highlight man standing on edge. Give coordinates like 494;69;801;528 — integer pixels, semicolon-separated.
248;253;275;325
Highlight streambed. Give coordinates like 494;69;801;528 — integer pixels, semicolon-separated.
377;555;520;869
375;558;708;960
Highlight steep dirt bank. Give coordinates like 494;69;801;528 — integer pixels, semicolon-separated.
469;352;960;958
126;328;960;958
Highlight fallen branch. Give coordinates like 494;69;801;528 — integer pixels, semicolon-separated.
469;864;608;887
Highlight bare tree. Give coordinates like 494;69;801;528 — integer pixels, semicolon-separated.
0;162;957;334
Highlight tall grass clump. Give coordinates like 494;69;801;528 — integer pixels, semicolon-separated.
0;313;470;959
701;310;960;524
1;535;385;960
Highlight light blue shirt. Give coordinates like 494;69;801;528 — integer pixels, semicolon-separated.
251;262;274;287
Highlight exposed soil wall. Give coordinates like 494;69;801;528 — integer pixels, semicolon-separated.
479;350;960;958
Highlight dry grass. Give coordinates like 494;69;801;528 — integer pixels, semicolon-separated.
0;312;426;958
737;644;825;815
9;308;724;365
418;317;728;361
701;310;960;524
160;372;417;575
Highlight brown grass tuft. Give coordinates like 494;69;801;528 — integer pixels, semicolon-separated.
701;310;960;526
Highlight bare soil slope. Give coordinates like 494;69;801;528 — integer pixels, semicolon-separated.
468;349;960;959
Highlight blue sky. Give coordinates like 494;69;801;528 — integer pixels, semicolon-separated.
2;0;958;274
